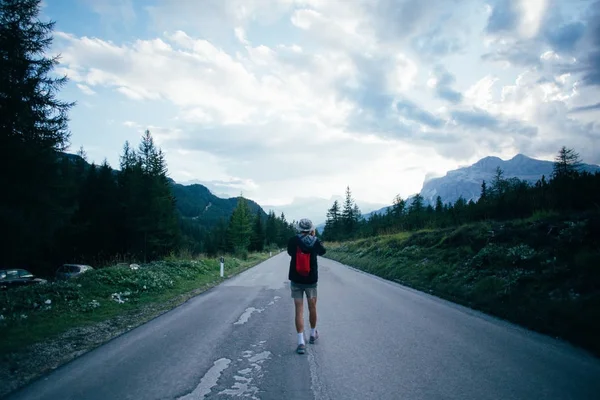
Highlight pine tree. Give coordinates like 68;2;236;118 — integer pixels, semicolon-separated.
145;136;179;258
82;160;119;260
392;194;406;218
117;141;143;257
352;203;362;223
435;196;443;213
552;146;582;179
324;200;341;240
407;194;425;229
277;212;291;246
551;146;583;211
228;196;252;253
491;167;507;197
341;186;356;236
480;180;488;201
265;210;278;246
434;195;444;227
1;0;75;270
409;194;424;214
250;209;265;251
116;132;180;261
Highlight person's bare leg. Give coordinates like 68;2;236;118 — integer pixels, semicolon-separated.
294;297;306;353
307;297;317;329
294;298;304;333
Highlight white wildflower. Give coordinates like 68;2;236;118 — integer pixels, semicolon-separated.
111;293;125;304
45;299;51;305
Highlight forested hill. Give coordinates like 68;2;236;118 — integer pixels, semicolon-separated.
49;146;285;265
58;151;267;226
171;183;267;227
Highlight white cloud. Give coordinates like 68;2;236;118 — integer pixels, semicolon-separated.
387;54;419;93
234;27;249;45
465;75;500;108
76;84;96;95
517;0;548;38
53;0;600;207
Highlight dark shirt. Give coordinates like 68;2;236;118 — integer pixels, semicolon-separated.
287;234;326;285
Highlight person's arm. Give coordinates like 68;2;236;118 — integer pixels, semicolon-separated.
287;237;295;256
314;238;326;256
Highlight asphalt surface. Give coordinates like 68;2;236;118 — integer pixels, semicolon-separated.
5;253;600;400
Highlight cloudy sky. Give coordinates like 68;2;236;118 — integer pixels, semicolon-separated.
43;0;600;207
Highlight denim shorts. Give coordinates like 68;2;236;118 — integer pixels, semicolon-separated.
290;281;317;299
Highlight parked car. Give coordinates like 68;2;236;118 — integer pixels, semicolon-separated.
56;264;94;280
0;269;47;290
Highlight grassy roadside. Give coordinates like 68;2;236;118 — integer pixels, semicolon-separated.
0;251;274;397
323;212;600;358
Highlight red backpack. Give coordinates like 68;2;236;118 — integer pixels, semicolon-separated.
295;245;311;276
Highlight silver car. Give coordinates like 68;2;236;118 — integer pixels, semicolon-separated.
56;264;94;280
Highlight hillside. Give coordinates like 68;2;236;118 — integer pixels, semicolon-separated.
323;212;600;357
171;183;267;227
60;151;268;228
358;154;600;221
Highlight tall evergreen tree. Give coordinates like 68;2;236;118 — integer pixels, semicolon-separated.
116;132;180;261
324;200;341;240
77;160;119;261
552;146;581;179
352;203;362;223
265;210;279;246
490;167;507;197
434;196;443;213
1;0;75;271
480;181;488;201
142;134;179;259
277;212;291;245
250;209;265;251
408;194;425;214
392;194;406;218
341;186;356;236
228;196;252;253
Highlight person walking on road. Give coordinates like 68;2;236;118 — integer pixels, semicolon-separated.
287;218;326;354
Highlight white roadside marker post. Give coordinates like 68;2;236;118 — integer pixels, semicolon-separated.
220;256;224;278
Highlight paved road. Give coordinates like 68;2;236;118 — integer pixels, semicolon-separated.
6;253;600;400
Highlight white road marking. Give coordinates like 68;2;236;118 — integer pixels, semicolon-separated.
177;358;231;400
233;307;264;325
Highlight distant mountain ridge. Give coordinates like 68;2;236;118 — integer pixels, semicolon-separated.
338;153;600;226
420;153;600;206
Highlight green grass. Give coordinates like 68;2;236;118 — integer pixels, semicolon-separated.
0;252;271;355
325;213;600;357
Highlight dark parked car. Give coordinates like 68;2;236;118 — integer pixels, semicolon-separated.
0;269;47;290
56;264;94;280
